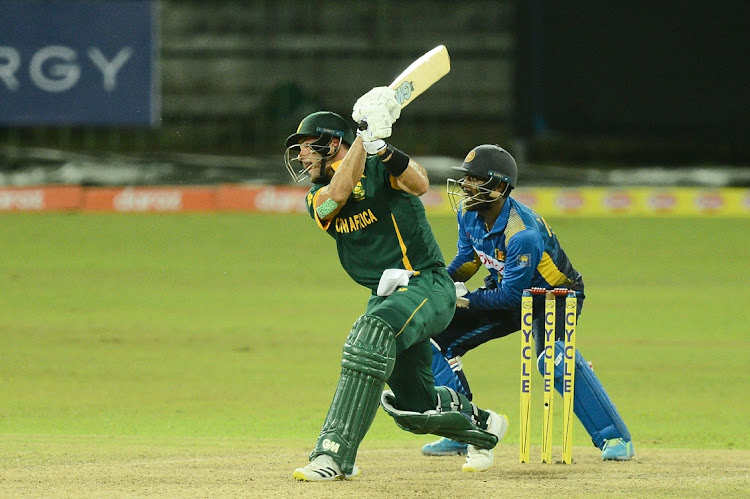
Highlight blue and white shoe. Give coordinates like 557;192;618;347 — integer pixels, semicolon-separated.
421;437;469;456
601;438;634;461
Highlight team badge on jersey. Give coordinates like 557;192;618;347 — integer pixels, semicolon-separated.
517;254;531;267
352;181;365;201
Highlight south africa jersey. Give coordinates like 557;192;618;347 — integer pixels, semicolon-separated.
447;196;583;310
306;156;445;292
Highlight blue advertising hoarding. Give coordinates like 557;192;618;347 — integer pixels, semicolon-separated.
0;0;159;126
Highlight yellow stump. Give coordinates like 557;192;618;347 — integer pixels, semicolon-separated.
542;291;555;464
562;292;577;464
520;290;534;463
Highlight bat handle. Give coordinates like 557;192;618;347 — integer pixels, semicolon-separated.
357;120;368;131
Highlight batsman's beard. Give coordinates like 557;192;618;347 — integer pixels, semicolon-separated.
310;158;331;185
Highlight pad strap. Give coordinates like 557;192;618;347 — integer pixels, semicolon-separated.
430;341;472;399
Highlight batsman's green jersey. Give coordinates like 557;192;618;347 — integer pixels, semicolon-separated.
306;156;456;411
306;156;446;291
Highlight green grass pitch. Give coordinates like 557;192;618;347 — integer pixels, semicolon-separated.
1;212;748;453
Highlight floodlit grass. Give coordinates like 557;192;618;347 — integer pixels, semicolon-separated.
1;213;748;451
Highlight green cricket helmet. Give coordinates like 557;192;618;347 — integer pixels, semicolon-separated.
284;111;355;182
447;144;518;211
285;111;355;148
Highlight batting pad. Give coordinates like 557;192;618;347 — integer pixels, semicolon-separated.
430;342;468;396
380;389;498;450
312;315;396;475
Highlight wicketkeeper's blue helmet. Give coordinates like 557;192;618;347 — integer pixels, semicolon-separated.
451;144;518;191
447;144;518;211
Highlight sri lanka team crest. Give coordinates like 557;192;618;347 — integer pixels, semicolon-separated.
352;181;365;201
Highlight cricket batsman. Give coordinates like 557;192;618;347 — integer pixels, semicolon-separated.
283;88;508;481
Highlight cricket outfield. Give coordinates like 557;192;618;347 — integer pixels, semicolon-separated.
1;213;748;497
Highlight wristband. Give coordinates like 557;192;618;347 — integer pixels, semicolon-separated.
315;198;339;219
381;144;409;177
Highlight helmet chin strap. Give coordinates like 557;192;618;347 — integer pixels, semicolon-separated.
488;182;513;199
474;184;512;214
311;138;338;185
309;135;343;185
312;157;329;184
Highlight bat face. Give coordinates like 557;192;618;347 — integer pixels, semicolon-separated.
393;81;414;107
356;45;450;131
388;45;450;110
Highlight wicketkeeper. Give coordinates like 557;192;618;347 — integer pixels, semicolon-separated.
422;144;635;461
284;89;507;481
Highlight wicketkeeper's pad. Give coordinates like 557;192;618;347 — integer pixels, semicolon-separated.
538;341;631;449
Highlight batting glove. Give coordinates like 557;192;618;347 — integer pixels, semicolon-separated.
355;109;393;141
357;132;387;155
352;86;401;124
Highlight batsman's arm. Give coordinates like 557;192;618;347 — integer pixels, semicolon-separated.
313;135;368;220
377;147;429;196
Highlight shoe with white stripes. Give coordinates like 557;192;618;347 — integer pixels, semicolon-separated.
293;454;360;481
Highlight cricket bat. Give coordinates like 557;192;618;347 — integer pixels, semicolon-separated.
358;45;450;130
388;44;450;109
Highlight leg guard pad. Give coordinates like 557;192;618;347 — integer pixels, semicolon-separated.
312;315;396;474
380;388;498;449
537;341;631;448
430;340;470;398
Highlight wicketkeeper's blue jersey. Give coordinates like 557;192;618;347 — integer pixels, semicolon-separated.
447;196;583;310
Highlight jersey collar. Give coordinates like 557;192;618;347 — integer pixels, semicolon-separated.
482;198;511;234
329;159;343;172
